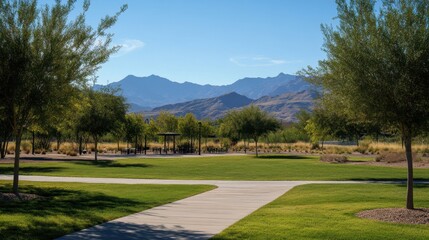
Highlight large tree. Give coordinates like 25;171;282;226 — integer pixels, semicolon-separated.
306;0;429;209
77;89;127;161
223;106;280;156
178;113;199;151
124;113;145;151
0;0;126;193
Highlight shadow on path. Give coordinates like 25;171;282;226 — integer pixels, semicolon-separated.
59;222;212;240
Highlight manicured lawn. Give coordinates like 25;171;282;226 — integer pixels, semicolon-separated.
0;181;214;240
1;155;428;180
213;184;429;240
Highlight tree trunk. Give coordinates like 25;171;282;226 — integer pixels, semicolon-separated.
79;135;83;155
13;133;22;194
32;131;35;155
94;137;98;161
244;139;246;153
255;140;258;157
403;127;414;209
135;136;137;155
1;140;7;158
56;138;60;151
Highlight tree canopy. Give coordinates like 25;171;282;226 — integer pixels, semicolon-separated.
0;0;126;192
222;106;280;156
305;0;429;209
77;89;127;161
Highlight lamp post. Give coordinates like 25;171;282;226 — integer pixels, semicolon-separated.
198;121;202;155
144;118;149;155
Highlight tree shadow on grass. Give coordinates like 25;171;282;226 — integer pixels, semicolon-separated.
0;184;142;240
345;178;429;182
70;160;152;168
0;166;65;174
392;183;429;189
257;155;312;160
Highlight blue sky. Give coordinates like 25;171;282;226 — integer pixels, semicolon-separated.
45;0;338;85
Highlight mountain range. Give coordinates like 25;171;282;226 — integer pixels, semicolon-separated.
96;73;311;108
96;73;316;122
145;90;315;122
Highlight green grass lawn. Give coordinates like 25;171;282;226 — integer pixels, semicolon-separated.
0;181;214;240
213;184;429;240
1;155;428;181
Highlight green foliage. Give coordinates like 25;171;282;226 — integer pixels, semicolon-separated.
77;89;127;160
178;113;199;139
200;120;215;138
124;113;145;144
304;0;429;208
0;0;126;192
156;111;178;133
145;119;159;141
220;106;280;155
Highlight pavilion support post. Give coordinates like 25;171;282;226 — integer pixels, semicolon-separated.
173;135;176;154
164;135;167;154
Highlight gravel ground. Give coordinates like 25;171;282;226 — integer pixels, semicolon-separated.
357;208;429;224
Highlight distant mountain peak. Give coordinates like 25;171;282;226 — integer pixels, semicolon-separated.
99;73;311;108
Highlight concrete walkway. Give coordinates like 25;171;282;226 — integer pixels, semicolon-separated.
0;176;381;240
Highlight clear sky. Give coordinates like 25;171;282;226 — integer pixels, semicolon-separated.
43;0;339;85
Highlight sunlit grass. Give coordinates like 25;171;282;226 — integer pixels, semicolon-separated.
1;155;429;181
213;184;429;240
0;181;214;240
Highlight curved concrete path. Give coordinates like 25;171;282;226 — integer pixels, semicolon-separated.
0;176;391;240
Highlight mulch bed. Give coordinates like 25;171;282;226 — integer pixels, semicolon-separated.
357;208;429;224
0;192;46;202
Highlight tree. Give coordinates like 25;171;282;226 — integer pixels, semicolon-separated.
156;112;178;132
124;113;145;152
223;106;280;156
178;113;199;151
0;110;12;158
0;0;127;193
305;0;429;209
200;120;215;148
77;89;127;161
219;110;242;144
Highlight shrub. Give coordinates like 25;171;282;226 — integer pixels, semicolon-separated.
354;145;368;154
67;150;77;156
21;141;32;152
320;154;348;163
375;153;405;163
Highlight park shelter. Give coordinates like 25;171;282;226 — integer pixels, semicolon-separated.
157;132;181;154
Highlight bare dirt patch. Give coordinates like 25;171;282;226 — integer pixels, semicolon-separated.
357;208;429;224
350;160;429;168
0;192;46;202
320;154;348;163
